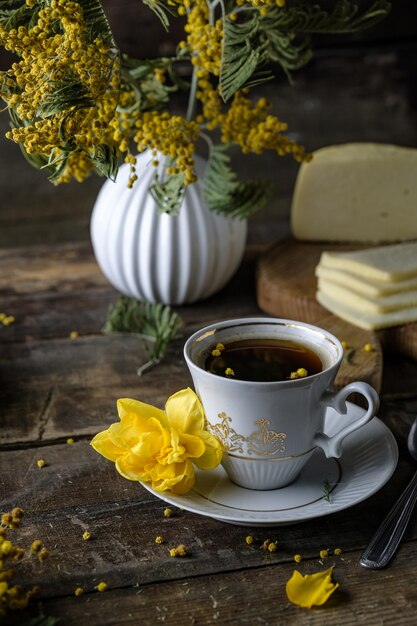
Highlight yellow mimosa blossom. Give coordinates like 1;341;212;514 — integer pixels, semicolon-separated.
30;540;43;553
169;544;187;557
0;513;48;617
220;92;309;162
184;0;223;76
0;0;120;184
1;542;12;557
91;388;223;495
38;548;49;561
286;566;339;608
240;0;286;9
133;112;199;185
290;368;308;380
0;0;386;225
195;77;308;163
1;315;15;326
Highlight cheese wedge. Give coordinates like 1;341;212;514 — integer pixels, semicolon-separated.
291;143;417;243
317;279;417;314
317;290;417;330
319;242;417;282
315;265;417;298
315;266;417;297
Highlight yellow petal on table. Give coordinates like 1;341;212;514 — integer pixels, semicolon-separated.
192;430;223;470
165;388;205;435
117;397;168;427
286;567;339;608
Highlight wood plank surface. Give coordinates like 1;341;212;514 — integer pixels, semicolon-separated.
9;551;417;626
0;241;260;343
2;34;417;626
0;241;384;447
1;236;417;625
0;429;415;597
2;238;417;625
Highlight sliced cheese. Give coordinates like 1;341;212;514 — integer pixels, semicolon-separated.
291;143;417;243
315;266;417;297
317;278;417;314
317;290;417;330
319;242;417;282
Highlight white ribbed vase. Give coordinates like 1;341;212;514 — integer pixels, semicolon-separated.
90;152;247;304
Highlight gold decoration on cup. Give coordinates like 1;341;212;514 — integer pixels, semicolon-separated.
207;412;286;457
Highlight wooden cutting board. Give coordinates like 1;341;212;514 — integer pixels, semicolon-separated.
258;237;417;367
256;239;389;394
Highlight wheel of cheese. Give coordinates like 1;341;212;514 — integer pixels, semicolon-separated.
291;143;417;243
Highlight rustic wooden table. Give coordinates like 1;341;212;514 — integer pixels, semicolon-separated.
2;238;417;626
2;32;417;626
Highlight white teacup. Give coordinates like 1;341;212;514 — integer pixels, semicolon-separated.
184;317;379;490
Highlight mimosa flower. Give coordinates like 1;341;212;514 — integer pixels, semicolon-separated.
286;566;339;608
91;388;223;495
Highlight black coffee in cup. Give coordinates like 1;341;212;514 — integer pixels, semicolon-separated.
205;338;323;382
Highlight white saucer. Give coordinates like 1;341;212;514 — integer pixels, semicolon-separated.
141;402;398;526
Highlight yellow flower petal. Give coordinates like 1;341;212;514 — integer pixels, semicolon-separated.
92;390;223;495
178;431;206;459
150;459;195;494
114;415;166;449
130;429;166;459
91;430;126;461
115;455;151;482
117;397;168;427
192;430;223;470
286;567;339;608
165;388;205;435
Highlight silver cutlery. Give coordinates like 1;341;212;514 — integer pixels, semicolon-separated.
360;416;417;569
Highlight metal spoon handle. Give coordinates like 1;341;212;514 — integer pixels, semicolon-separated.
360;470;417;569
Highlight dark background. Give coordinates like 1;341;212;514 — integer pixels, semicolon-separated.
0;1;416;248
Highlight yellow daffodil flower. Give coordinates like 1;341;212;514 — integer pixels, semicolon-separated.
91;388;222;495
286;566;339;608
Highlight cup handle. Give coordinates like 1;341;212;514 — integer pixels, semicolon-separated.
313;382;380;458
